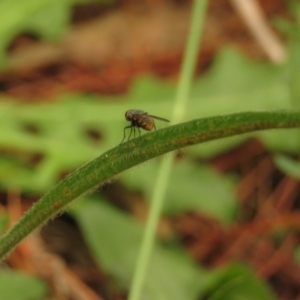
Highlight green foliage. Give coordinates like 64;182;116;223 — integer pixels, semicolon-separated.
1;42;300;296
1;48;300;193
1;111;300;259
205;264;276;300
121;160;237;222
274;154;300;179
274;1;300;107
0;270;48;300
0;0;70;65
71;198;212;299
1;3;300;297
0;0;115;66
71;200;276;299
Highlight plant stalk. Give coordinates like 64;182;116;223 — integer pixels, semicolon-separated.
0;111;300;260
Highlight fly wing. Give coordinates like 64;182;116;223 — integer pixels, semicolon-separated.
148;115;170;122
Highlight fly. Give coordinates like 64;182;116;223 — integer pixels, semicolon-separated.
121;109;170;143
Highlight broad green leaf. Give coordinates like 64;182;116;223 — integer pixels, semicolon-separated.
0;155;60;192
0;0;69;65
71;198;211;300
24;2;72;40
205;264;276;300
121;160;238;222
0;0;117;65
187;49;297;157
0;270;48;300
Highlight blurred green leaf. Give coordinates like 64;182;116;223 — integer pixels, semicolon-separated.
274;154;300;179
273;0;300;38
0;0;69;65
0;49;300;192
0;270;48;300
24;1;72;40
71;198;212;300
0;0;116;66
121;160;238;222
71;200;276;299
205;264;276;300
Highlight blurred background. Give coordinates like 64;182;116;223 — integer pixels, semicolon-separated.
0;0;300;299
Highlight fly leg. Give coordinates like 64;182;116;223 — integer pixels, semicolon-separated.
121;125;133;143
132;126;136;139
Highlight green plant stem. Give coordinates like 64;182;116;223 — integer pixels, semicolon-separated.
173;1;208;120
128;1;208;299
1;111;300;260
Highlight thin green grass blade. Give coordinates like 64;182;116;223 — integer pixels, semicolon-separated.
1;111;300;260
128;1;209;299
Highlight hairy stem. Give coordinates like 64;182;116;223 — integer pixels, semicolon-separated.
0;111;300;260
